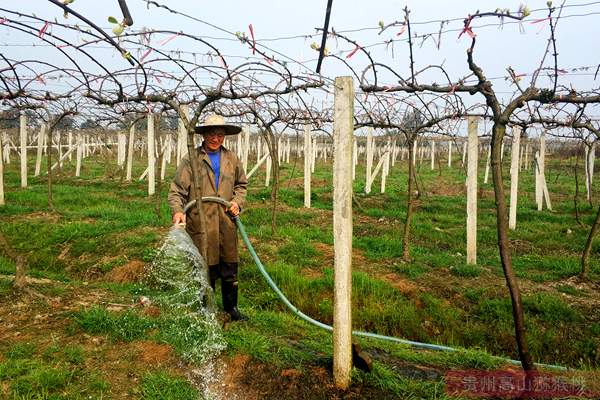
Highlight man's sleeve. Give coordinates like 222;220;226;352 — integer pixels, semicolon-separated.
168;158;192;214
232;156;248;210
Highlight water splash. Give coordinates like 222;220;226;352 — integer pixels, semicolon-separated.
146;225;226;399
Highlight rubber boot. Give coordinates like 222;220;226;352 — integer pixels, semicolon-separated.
222;280;247;321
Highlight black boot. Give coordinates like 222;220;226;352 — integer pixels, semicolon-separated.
222;280;247;321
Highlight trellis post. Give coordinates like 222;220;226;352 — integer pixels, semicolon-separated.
304;124;311;208
509;127;521;230
466;117;478;265
332;76;353;390
20;114;27;188
147;113;156;196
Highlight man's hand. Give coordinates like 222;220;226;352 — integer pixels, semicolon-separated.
228;201;240;216
173;212;186;225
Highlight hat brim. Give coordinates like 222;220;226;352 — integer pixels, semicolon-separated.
195;124;242;135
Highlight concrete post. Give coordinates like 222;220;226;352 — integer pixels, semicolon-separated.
147;114;156;196
466;117;478;265
509;127;521;230
20;114;27;188
332;76;353;390
304;124;311;208
35;124;46;176
75;133;83;177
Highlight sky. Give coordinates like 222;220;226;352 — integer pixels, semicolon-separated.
2;0;600;134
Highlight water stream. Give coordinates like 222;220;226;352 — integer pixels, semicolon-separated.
146;226;226;399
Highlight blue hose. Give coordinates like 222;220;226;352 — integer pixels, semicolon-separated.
184;198;567;371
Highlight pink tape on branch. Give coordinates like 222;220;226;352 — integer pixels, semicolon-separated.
159;33;179;46
396;25;406;36
38;21;50;38
531;17;550;24
458;16;475;39
140;48;153;62
346;45;360;59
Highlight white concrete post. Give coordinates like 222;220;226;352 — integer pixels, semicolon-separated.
518;144;523;172
585;142;596;202
147;114;156;196
34;124;46;176
126;125;135;182
68;131;73;162
75;133;83;177
117;131;127;167
448;140;452;168
256;135;262;163
176;105;189;166
381;148;390;193
19;115;27;188
535;150;542;210
332;76;353;390
242;126;250;173
466;117;478;265
461;141;467;167
265;151;271;187
509;127;521;230
237;131;243;159
365;129;374;193
0;134;4;206
246;153;269;179
414;140;419;166
161;137;170;181
58;131;64;168
352;137;357;181
304;124;311;208
430;140;436;170
484;145;491;184
311;136;317;173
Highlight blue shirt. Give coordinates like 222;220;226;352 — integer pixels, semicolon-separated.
207;150;221;190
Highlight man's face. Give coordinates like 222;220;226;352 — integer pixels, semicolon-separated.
203;128;226;152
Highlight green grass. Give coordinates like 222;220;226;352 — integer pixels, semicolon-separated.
140;371;198;400
73;306;156;342
0;151;599;398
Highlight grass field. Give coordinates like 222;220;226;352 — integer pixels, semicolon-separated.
0;147;599;399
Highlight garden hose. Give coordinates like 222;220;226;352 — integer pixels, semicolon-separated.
183;197;566;371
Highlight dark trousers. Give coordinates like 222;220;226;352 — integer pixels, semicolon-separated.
209;261;238;312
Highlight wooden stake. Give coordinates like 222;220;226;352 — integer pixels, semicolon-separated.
332;76;353;390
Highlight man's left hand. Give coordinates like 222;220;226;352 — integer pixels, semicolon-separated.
228;201;240;216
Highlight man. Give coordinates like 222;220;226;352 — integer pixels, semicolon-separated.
168;114;248;321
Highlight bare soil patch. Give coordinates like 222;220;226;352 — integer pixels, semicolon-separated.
105;259;147;283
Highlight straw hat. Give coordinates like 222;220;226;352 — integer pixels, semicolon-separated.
195;114;241;135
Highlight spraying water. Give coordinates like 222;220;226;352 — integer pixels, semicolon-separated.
146;225;226;399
